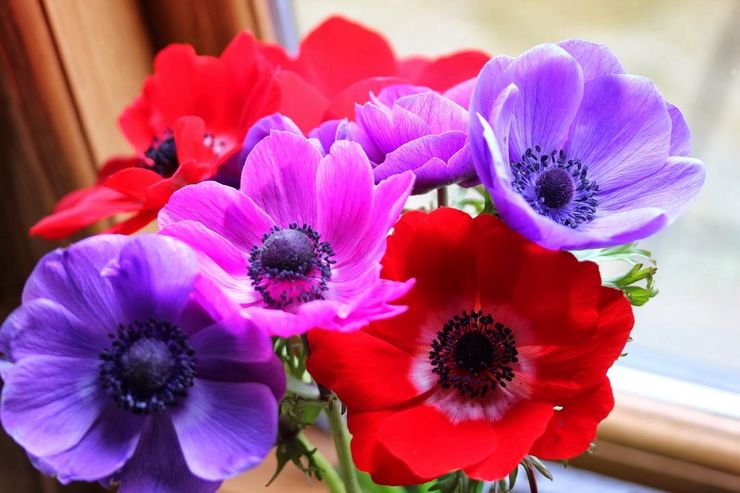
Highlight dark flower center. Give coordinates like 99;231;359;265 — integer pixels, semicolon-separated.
536;167;575;209
100;318;195;415
511;146;599;228
248;224;335;309
430;310;518;399
144;135;179;177
260;229;315;275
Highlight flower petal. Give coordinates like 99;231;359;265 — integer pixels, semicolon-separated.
117;416;220;493
668;103;692;157
395;91;468;133
240;132;321;227
2;299;106;361
565;74;671;193
506;44;584;159
34;405;142;484
1;356;106;456
22;235;129;329
308;329;420;412
171;380;278;480
103;235;199;323
557;39;625;81
159;180;275;250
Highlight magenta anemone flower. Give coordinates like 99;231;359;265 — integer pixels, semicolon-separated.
0;234;284;492
469;40;705;250
159;131;415;337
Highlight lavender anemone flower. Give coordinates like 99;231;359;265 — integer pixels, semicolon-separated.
311;84;478;194
0;234;284;492
159;131;415;337
469;40;705;250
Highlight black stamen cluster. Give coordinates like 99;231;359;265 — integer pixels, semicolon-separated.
248;224;335;308
430;310;518;400
143;134;179;177
99;318;195;414
511;146;599;228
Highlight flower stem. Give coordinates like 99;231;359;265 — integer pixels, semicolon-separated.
297;432;346;493
325;396;362;493
437;186;449;208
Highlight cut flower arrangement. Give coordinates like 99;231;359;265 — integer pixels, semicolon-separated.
3;16;704;493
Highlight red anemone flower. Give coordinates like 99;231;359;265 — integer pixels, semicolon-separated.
257;16;489;131
31;32;281;240
308;208;633;484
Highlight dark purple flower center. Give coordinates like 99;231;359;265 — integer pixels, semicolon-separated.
511;146;599;229
100;318;195;415
143;134;179;177
248;224;335;309
430;310;518;400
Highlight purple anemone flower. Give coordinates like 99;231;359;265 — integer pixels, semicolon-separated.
312;84;477;194
0;234;284;492
159;131;415;337
469;40;705;250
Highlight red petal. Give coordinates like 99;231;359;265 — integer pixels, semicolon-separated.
307;329;421;412
411;50;490;91
397;57;431;82
376;404;497;480
529;379;614;459
464;401;554;481
29;187;141;240
294;16;397;98
106;209;158;235
170;116;219;184
104;168;163;202
96;156;141;183
349;410;433;486
324;76;407;121
119;95;158;153
275;71;329;132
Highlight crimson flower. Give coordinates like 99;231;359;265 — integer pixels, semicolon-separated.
31;32;281;240
308;208;632;484
257;16;488;131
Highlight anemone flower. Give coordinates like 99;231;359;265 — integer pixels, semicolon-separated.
258;16;488;131
469;40;705;250
159;131;414;337
31;32;281;240
308;208;633;484
0;234;284;492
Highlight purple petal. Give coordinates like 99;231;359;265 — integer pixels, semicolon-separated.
159;181;275;252
557;39;625;81
308;118;349;154
668;103;692;156
240;132;322;227
172;380;278;480
316;141;375;261
2;299;106;361
103;235;198;323
22;235;128;330
375;84;429;106
444;77;477;108
160;221;256;306
117;417;220;493
395;91;468;133
246;301;342;337
34;405;142;484
355;102;429;154
600;156;705;220
325;277;414;332
374;132;470;193
575;208;668;248
507;44;584;159
1;356;106;456
412;144;476;192
565;74;671;193
239;114;303;165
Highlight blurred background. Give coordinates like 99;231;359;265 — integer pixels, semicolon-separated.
1;1;738;492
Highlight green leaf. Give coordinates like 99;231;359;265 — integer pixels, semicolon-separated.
267;434;323;486
355;470;407;492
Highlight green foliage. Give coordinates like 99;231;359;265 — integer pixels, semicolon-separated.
575;242;659;306
429;471;485;493
268;433;323;486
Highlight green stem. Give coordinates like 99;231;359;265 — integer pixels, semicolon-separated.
297;432;346;493
325;396;362;493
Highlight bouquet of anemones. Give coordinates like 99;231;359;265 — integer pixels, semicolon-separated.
3;16;704;493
